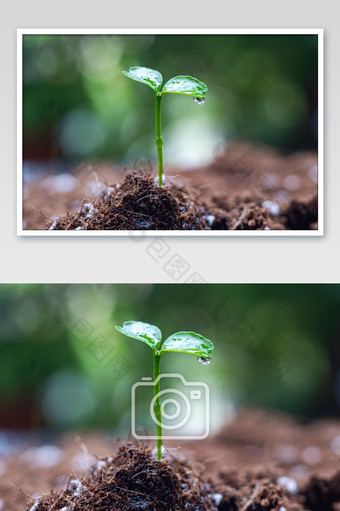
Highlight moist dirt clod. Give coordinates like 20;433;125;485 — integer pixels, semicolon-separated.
24;443;217;511
48;172;209;231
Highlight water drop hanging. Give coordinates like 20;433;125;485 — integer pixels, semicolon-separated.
193;97;205;105
197;356;211;365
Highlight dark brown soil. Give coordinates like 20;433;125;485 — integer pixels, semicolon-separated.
303;472;340;510
21;440;340;511
48;172;208;231
284;197;318;230
2;409;339;511
24;443;217;511
23;142;318;231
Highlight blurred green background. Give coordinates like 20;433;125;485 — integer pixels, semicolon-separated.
23;34;318;171
0;284;338;433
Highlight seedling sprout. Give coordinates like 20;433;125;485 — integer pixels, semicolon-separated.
115;320;214;460
122;67;208;186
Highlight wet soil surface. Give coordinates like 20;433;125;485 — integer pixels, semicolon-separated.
2;409;339;510
24;444;217;511
22;143;318;231
49;172;208;231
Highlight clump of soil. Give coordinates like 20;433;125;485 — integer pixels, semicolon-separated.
284;196;318;230
48;172;209;231
303;471;340;510
24;443;217;511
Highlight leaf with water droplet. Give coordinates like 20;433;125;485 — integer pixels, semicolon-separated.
162;75;208;99
122;67;163;93
115;321;162;351
160;331;214;358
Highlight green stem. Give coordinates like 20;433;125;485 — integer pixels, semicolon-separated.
153;351;162;459
155;93;163;186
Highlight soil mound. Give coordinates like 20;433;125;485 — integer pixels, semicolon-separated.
25;443;217;511
48;172;209;231
284;196;318;230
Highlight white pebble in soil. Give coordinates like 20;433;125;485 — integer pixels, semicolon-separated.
206;215;215;227
283;174;301;191
301;446;321;465
0;498;4;510
82;203;97;219
103;186;115;200
48;217;58;230
211;493;223;506
29;498;41;511
93;460;107;476
277;476;298;494
262;200;280;216
331;435;340;455
20;445;64;468
67;479;87;497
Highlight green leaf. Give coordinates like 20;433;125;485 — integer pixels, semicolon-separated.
115;321;162;351
162;75;208;99
122;67;163;93
160;331;214;358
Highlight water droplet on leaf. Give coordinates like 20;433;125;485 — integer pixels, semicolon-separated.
193;97;205;105
197;356;211;365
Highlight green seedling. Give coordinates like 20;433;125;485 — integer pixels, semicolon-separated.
115;320;214;460
122;67;208;186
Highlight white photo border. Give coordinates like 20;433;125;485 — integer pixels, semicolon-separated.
17;28;324;237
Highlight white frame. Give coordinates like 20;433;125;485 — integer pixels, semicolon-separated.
17;28;324;236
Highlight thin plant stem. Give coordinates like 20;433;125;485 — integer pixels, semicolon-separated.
153;352;162;459
155;93;163;186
